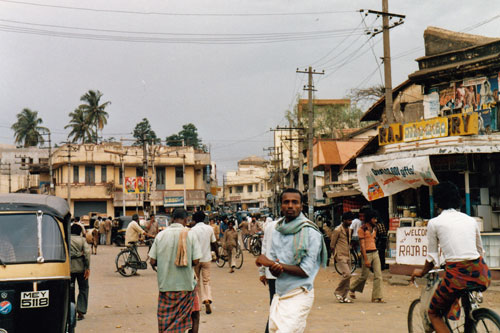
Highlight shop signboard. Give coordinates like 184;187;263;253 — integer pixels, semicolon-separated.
378;113;478;146
357;156;439;201
396;227;428;265
125;177;146;193
396;227;444;265
164;196;184;207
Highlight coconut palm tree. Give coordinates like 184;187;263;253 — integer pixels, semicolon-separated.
79;90;111;144
11;108;48;147
65;107;94;143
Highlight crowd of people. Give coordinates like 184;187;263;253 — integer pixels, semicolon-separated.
65;180;491;333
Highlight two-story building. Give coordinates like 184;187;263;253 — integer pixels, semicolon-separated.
49;142;212;217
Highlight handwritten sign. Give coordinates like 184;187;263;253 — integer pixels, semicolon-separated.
396;227;444;265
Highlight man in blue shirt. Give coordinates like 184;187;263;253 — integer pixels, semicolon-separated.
256;188;327;333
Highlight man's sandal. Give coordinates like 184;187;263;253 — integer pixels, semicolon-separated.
371;298;386;303
340;297;353;303
334;294;343;302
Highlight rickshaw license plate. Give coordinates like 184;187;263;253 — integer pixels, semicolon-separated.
20;290;49;308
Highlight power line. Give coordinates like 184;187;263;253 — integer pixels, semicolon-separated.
0;0;356;17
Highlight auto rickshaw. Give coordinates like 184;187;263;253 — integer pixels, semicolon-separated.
0;194;76;333
111;216;133;246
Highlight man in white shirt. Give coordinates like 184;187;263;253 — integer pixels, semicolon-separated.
191;211;217;314
125;214;154;245
258;217;277;333
411;181;491;333
349;213;362;255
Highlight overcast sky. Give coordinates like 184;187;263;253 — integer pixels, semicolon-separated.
2;0;500;181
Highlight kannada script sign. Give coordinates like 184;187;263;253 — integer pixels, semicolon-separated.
357;156;439;201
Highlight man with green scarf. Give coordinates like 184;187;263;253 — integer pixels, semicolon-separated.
256;188;327;333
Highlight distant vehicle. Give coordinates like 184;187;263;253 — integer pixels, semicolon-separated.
248;207;260;215
156;215;171;231
112;216;144;246
260;208;270;217
236;210;250;223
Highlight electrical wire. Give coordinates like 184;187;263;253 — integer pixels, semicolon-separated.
0;0;356;17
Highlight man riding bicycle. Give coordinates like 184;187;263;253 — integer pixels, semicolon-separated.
125;214;155;246
411;181;491;333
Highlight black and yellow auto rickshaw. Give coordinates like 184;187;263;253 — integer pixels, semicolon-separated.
0;194;76;333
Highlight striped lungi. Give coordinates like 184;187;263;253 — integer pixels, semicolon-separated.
157;290;195;333
429;256;491;320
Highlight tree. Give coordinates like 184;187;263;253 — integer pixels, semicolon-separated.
166;123;205;150
11;108;48;147
65;107;93;143
132;118;160;146
79;90;111;144
347;85;385;110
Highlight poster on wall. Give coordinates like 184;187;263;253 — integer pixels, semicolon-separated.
423;89;440;119
357;156;439;201
439;83;455;114
125;177;146;193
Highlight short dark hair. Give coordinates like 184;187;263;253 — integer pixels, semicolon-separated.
342;211;355;221
74;216;80;222
173;208;188;220
363;209;378;223
150;214;155;218
71;224;82;235
193;211;206;223
132;214;139;221
434;181;461;210
280;188;303;204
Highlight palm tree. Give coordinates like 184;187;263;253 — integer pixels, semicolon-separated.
65;107;93;143
79;90;111;144
11;108;48;147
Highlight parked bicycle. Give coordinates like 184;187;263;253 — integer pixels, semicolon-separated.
408;268;500;332
115;238;156;277
334;248;358;275
215;243;244;269
248;232;263;256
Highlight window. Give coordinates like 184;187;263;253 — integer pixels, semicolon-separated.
175;166;184;184
247;185;253;193
261;183;264;192
229;187;233;194
85;166;95;185
136;166;144;177
101;165;107;183
156;167;165;190
119;168;123;185
236;186;243;193
73;166;79;183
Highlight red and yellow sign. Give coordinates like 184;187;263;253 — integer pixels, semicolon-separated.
125;177;147;193
378;113;478;146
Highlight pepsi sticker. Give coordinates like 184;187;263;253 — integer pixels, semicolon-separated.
0;301;12;315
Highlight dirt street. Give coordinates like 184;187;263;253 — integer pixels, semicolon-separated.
76;245;500;333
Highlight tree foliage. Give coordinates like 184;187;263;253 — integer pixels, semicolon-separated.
11;108;48;147
347;85;385;110
78;90;111;144
65;107;93;143
133;118;160;146
166;123;206;150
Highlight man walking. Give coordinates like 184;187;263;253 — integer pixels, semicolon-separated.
105;216;113;245
349;209;384;303
256;188;327;333
191;211;217;314
70;223;91;321
223;220;239;273
331;211;354;303
149;208;202;333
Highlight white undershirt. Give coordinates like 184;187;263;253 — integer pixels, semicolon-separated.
426;209;484;264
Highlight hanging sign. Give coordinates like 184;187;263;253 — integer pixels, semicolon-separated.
125;177;146;193
357;156;439;201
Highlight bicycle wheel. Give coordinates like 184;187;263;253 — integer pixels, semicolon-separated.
472;308;500;332
234;247;244;269
408;299;429;333
250;239;261;256
115;249;138;277
350;250;358;273
215;245;226;268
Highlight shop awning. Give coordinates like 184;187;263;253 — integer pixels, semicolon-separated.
325;189;361;198
357;156;439;201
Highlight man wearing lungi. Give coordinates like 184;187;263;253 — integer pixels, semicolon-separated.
149;208;202;333
256;188;327;333
411;181;491;333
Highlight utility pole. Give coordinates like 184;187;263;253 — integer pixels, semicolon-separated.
288;120;293;187
15;155;33;192
142;134;149;217
296;66;324;220
48;131;53;195
60;143;78;208
364;3;405;124
105;149;128;217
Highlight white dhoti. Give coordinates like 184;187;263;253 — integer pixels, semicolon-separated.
269;287;314;333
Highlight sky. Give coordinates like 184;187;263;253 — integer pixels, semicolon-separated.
2;0;500;181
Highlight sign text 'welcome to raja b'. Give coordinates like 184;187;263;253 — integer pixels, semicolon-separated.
378;112;478;146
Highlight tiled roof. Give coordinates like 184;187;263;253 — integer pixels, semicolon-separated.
313;139;369;168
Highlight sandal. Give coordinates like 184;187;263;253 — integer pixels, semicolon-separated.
371;298;386;303
334;294;343;302
349;291;356;299
340;297;353;303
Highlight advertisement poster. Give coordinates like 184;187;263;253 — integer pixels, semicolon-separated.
357;156;439;201
439;83;455;114
125;177;146;193
164;196;184;207
423;89;440;119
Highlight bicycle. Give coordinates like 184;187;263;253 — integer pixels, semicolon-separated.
215;243;244;269
408;268;500;333
249;232;263;257
334;248;358;275
115;238;156;277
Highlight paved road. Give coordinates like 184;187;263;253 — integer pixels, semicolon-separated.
76;245;500;332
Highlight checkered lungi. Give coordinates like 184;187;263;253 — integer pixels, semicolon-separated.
157;290;195;333
429;256;491;320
